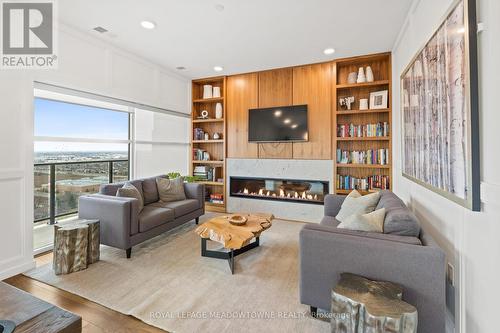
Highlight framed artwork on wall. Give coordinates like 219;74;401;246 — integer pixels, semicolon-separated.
400;0;480;211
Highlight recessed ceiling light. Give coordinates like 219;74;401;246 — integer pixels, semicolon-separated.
283;118;291;124
176;66;186;70
215;4;225;12
214;66;223;72
323;48;335;55
291;124;298;129
141;20;156;29
274;110;282;117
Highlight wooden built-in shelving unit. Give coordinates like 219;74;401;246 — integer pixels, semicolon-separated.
333;53;392;194
191;76;227;212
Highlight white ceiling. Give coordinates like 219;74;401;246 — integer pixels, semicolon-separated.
59;0;412;79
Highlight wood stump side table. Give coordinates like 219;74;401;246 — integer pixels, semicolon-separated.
331;273;418;333
53;219;100;275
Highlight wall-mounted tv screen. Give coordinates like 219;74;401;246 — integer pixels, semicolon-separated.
248;105;308;142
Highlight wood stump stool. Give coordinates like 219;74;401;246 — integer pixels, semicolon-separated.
331;273;417;333
53;219;100;275
53;224;88;275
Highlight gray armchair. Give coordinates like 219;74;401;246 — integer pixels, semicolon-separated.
299;191;446;333
79;176;204;258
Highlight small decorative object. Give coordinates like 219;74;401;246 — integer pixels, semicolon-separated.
194;128;204;140
359;98;369;110
356;67;366;83
203;85;213;99
212;86;221;98
365;66;374;82
204;133;210;141
339;96;355;110
228;214;248;226
401;0;480;210
53;224;89;275
200;110;209;119
369;90;388;109
213;132;220;140
347;72;357;84
203;152;210;160
331;273;417;333
215;102;223;119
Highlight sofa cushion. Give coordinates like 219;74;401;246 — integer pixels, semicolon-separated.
338;208;386;233
149;199;199;218
336;190;380;223
138;206;174;232
142;177;160;205
100;182;125;196
116;182;144;212
156;177;186;202
320;216;341;227
376;190;421;237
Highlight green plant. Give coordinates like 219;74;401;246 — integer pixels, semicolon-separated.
166;172;181;179
166;172;200;183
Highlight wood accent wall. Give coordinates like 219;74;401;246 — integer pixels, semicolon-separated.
224;52;391;162
258;68;293;159
226;73;259;158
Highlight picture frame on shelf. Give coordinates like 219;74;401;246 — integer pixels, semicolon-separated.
369;90;388;109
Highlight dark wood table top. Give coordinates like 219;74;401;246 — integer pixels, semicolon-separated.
0;282;81;333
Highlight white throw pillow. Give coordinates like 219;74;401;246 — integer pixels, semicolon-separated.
335;190;381;223
117;183;144;212
156;177;186;202
338;208;386;233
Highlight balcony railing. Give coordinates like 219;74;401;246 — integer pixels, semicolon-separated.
34;159;129;224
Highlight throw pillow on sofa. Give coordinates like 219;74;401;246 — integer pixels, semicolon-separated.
336;190;381;223
117;182;144;212
156;177;186;202
338;208;386;233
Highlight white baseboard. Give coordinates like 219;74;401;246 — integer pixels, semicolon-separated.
0;259;36;281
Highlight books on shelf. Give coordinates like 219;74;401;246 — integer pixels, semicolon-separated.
336;148;389;165
336;174;390;191
194;166;222;182
337;122;389;138
193;148;210;161
208;193;224;204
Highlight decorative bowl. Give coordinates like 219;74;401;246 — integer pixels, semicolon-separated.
228;215;247;226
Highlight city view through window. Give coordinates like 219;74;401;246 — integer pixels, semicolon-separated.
34;97;130;249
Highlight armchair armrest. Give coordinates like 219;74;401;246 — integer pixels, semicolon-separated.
299;224;445;333
78;194;139;250
324;194;346;217
184;183;205;211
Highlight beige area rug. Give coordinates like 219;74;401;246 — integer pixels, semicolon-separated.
25;214;329;333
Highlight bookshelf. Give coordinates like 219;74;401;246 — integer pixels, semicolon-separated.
191;76;227;212
333;53;392;194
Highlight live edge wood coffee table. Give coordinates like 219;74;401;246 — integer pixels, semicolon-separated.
195;213;273;274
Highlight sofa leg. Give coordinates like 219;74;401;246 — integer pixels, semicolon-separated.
126;248;132;258
195;217;199;225
310;306;318;318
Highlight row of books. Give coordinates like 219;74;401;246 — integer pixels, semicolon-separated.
193;128;205;140
337;122;389;138
193;148;210;161
207;193;224;204
336;148;389;165
336;174;390;191
194;166;215;181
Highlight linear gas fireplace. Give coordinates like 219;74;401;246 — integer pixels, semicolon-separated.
230;176;329;205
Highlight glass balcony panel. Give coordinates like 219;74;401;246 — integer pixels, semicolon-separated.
34;165;50;221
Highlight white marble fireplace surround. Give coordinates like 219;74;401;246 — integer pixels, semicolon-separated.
226;159;334;223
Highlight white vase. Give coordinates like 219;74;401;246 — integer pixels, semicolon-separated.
365;66;374;82
204;133;210;141
215;103;223;119
356;67;366;83
347;72;357;84
212;86;221;98
203;85;213;99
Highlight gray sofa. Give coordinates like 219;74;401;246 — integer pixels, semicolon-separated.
78;176;204;258
299;190;445;333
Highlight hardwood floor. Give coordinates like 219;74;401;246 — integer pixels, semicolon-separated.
4;252;166;333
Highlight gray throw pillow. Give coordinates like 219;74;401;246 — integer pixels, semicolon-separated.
338;208;386;233
336;190;381;223
156;177;186;202
117;182;144;212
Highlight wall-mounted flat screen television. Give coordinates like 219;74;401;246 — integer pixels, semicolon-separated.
248;105;308;142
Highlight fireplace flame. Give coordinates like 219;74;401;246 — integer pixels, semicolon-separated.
258;189;264;196
301;191;306;199
279;189;285;197
243;188;249;194
294;191;299;198
238;186;322;203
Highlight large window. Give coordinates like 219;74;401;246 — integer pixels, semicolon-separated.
34;97;131;250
